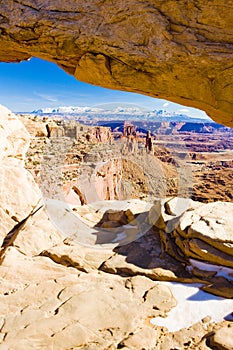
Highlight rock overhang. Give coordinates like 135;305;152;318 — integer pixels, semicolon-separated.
0;0;233;126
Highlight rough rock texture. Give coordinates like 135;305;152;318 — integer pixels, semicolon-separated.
0;1;233;125
0;105;42;246
0;106;30;163
0;246;177;350
0;106;233;348
150;198;233;297
18;115;48;137
86;126;113;144
156;321;233;350
175;201;233;267
209;322;233;350
151;198;233;265
6;206;63;256
76;158;123;203
0;162;42;246
46;121;65;138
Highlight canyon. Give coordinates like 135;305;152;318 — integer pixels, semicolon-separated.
0;2;233;348
0;105;232;349
22;114;233;204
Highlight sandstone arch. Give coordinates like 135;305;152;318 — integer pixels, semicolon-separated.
0;0;233;126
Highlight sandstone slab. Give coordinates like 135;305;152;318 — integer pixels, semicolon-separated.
7;206;63;256
0;247;176;350
0;3;233;125
0;159;42;247
42;243;113;272
178;202;233;244
165;197;201;217
0;105;30;163
101;229;195;283
210;322;233;350
0;107;42;246
160;201;233;269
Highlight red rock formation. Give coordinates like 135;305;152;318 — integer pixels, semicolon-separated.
46;122;65;138
86;126;113;144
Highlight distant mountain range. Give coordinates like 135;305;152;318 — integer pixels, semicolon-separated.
33;105;145;115
32;105;211;123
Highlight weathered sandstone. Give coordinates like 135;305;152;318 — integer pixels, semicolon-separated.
6;206;63;256
0;247;177;350
0;160;42;246
209;322;233;350
0;1;233;125
18;115;48;137
0;105;233;348
175;201;233;266
152;199;233;262
0;106;42;246
150;199;233;296
86;126;112;144
76;158;123;203
0;105;30;164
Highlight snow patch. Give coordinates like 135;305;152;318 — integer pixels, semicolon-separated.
151;282;233;332
189;259;233;282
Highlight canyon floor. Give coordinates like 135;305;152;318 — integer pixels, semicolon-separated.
22;114;233;204
0;109;232;350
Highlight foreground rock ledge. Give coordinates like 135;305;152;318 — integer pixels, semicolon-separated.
0;105;233;349
1;0;233;126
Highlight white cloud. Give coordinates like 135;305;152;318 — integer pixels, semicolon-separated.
34;91;58;102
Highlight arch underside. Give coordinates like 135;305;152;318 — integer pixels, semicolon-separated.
0;0;233;126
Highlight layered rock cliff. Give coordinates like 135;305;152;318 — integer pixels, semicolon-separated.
0;1;233;126
0;104;233;349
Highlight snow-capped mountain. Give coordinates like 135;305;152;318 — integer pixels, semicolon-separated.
33;105;150;115
33;106;104;114
32;105;210;122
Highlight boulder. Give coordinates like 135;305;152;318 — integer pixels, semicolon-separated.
96;209;135;227
209;323;233;350
157;201;233;269
175;202;233;266
178;202;233;244
165;197;201;217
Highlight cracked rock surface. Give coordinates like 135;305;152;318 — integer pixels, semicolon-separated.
0;1;233;125
0;106;233;349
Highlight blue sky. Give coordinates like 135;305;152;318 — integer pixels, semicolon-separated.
0;57;208;118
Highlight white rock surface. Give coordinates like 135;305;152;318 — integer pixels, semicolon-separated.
45;198;153;247
0;106;42;246
179;202;233;243
0;105;30;164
